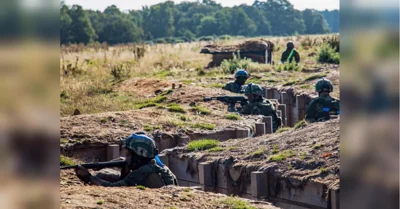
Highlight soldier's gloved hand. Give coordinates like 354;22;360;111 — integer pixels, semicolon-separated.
75;165;92;184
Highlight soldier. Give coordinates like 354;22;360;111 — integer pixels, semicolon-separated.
74;133;178;187
241;83;282;132
222;69;249;93
305;78;340;123
281;41;300;64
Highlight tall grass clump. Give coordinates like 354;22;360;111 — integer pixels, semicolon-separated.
221;53;252;74
317;43;340;64
187;139;219;151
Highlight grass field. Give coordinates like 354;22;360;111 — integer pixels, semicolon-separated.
60;34;340;117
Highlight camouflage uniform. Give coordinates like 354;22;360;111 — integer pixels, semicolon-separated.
305;96;340;123
222;69;248;94
305;78;340;123
240;84;281;132
91;159;178;188
77;133;178;188
281;41;300;64
241;99;281;132
222;82;247;94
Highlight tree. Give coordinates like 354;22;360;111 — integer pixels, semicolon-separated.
197;16;219;36
68;5;97;44
60;5;72;44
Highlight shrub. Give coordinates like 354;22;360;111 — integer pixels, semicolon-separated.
322;35;340;52
221;53;252;74
317;43;340;64
110;63;131;81
187;139;219;151
218;35;232;40
198;36;214;41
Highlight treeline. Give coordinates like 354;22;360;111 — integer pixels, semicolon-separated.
60;0;339;45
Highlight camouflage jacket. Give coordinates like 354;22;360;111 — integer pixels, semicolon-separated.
240;99;281;132
281;49;300;64
305;96;340;123
89;159;178;188
222;82;246;94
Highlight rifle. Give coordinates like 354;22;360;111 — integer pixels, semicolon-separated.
203;96;248;112
61;160;127;170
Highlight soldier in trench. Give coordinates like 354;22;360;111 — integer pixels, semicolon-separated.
240;83;282;132
222;69;249;93
74;133;178;187
305;78;340;123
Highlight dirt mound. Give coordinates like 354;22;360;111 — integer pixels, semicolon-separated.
201;39;274;54
60;170;280;209
166;118;340;187
115;78;176;97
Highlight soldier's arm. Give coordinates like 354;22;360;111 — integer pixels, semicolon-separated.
88;168;147;187
295;51;300;63
280;51;287;63
305;100;317;123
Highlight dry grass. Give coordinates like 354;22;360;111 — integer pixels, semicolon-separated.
60;34;340;116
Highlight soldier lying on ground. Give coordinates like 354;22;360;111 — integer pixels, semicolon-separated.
240;83;282;132
222;69;249;93
305;78;340;123
74;133;178;187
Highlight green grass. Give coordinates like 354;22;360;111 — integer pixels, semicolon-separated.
272;145;279;154
190;123;216;130
136;185;146;190
312;143;322;149
187;139;219;151
178;114;190;121
251;147;265;156
282;80;297;86
303;72;328;82
208;147;226;152
228;146;239;151
294;120;307;129
301;152;307;160
183;188;191;192
143;124;161;132
225;113;242;120
60;138;68;144
218;197;256;209
268;150;296;162
275;127;290;133
96;200;104;205
168;104;186;113
191;106;211;115
320;167;327;173
60;155;75;166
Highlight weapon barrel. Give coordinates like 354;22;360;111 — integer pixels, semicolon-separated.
60;160;127;170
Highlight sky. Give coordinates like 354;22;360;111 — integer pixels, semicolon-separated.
63;0;339;11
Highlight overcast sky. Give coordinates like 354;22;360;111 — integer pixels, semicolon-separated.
63;0;339;11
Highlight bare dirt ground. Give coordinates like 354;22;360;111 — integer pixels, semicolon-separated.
60;171;279;209
167;118;340;188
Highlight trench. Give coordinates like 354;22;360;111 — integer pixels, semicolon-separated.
61;89;338;209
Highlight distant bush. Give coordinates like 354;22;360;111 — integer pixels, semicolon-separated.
221;53;252;74
218;35;232;40
198;36;214;41
317;43;340;64
154;38;166;44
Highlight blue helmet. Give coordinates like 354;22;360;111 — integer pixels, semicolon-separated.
235;69;249;78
